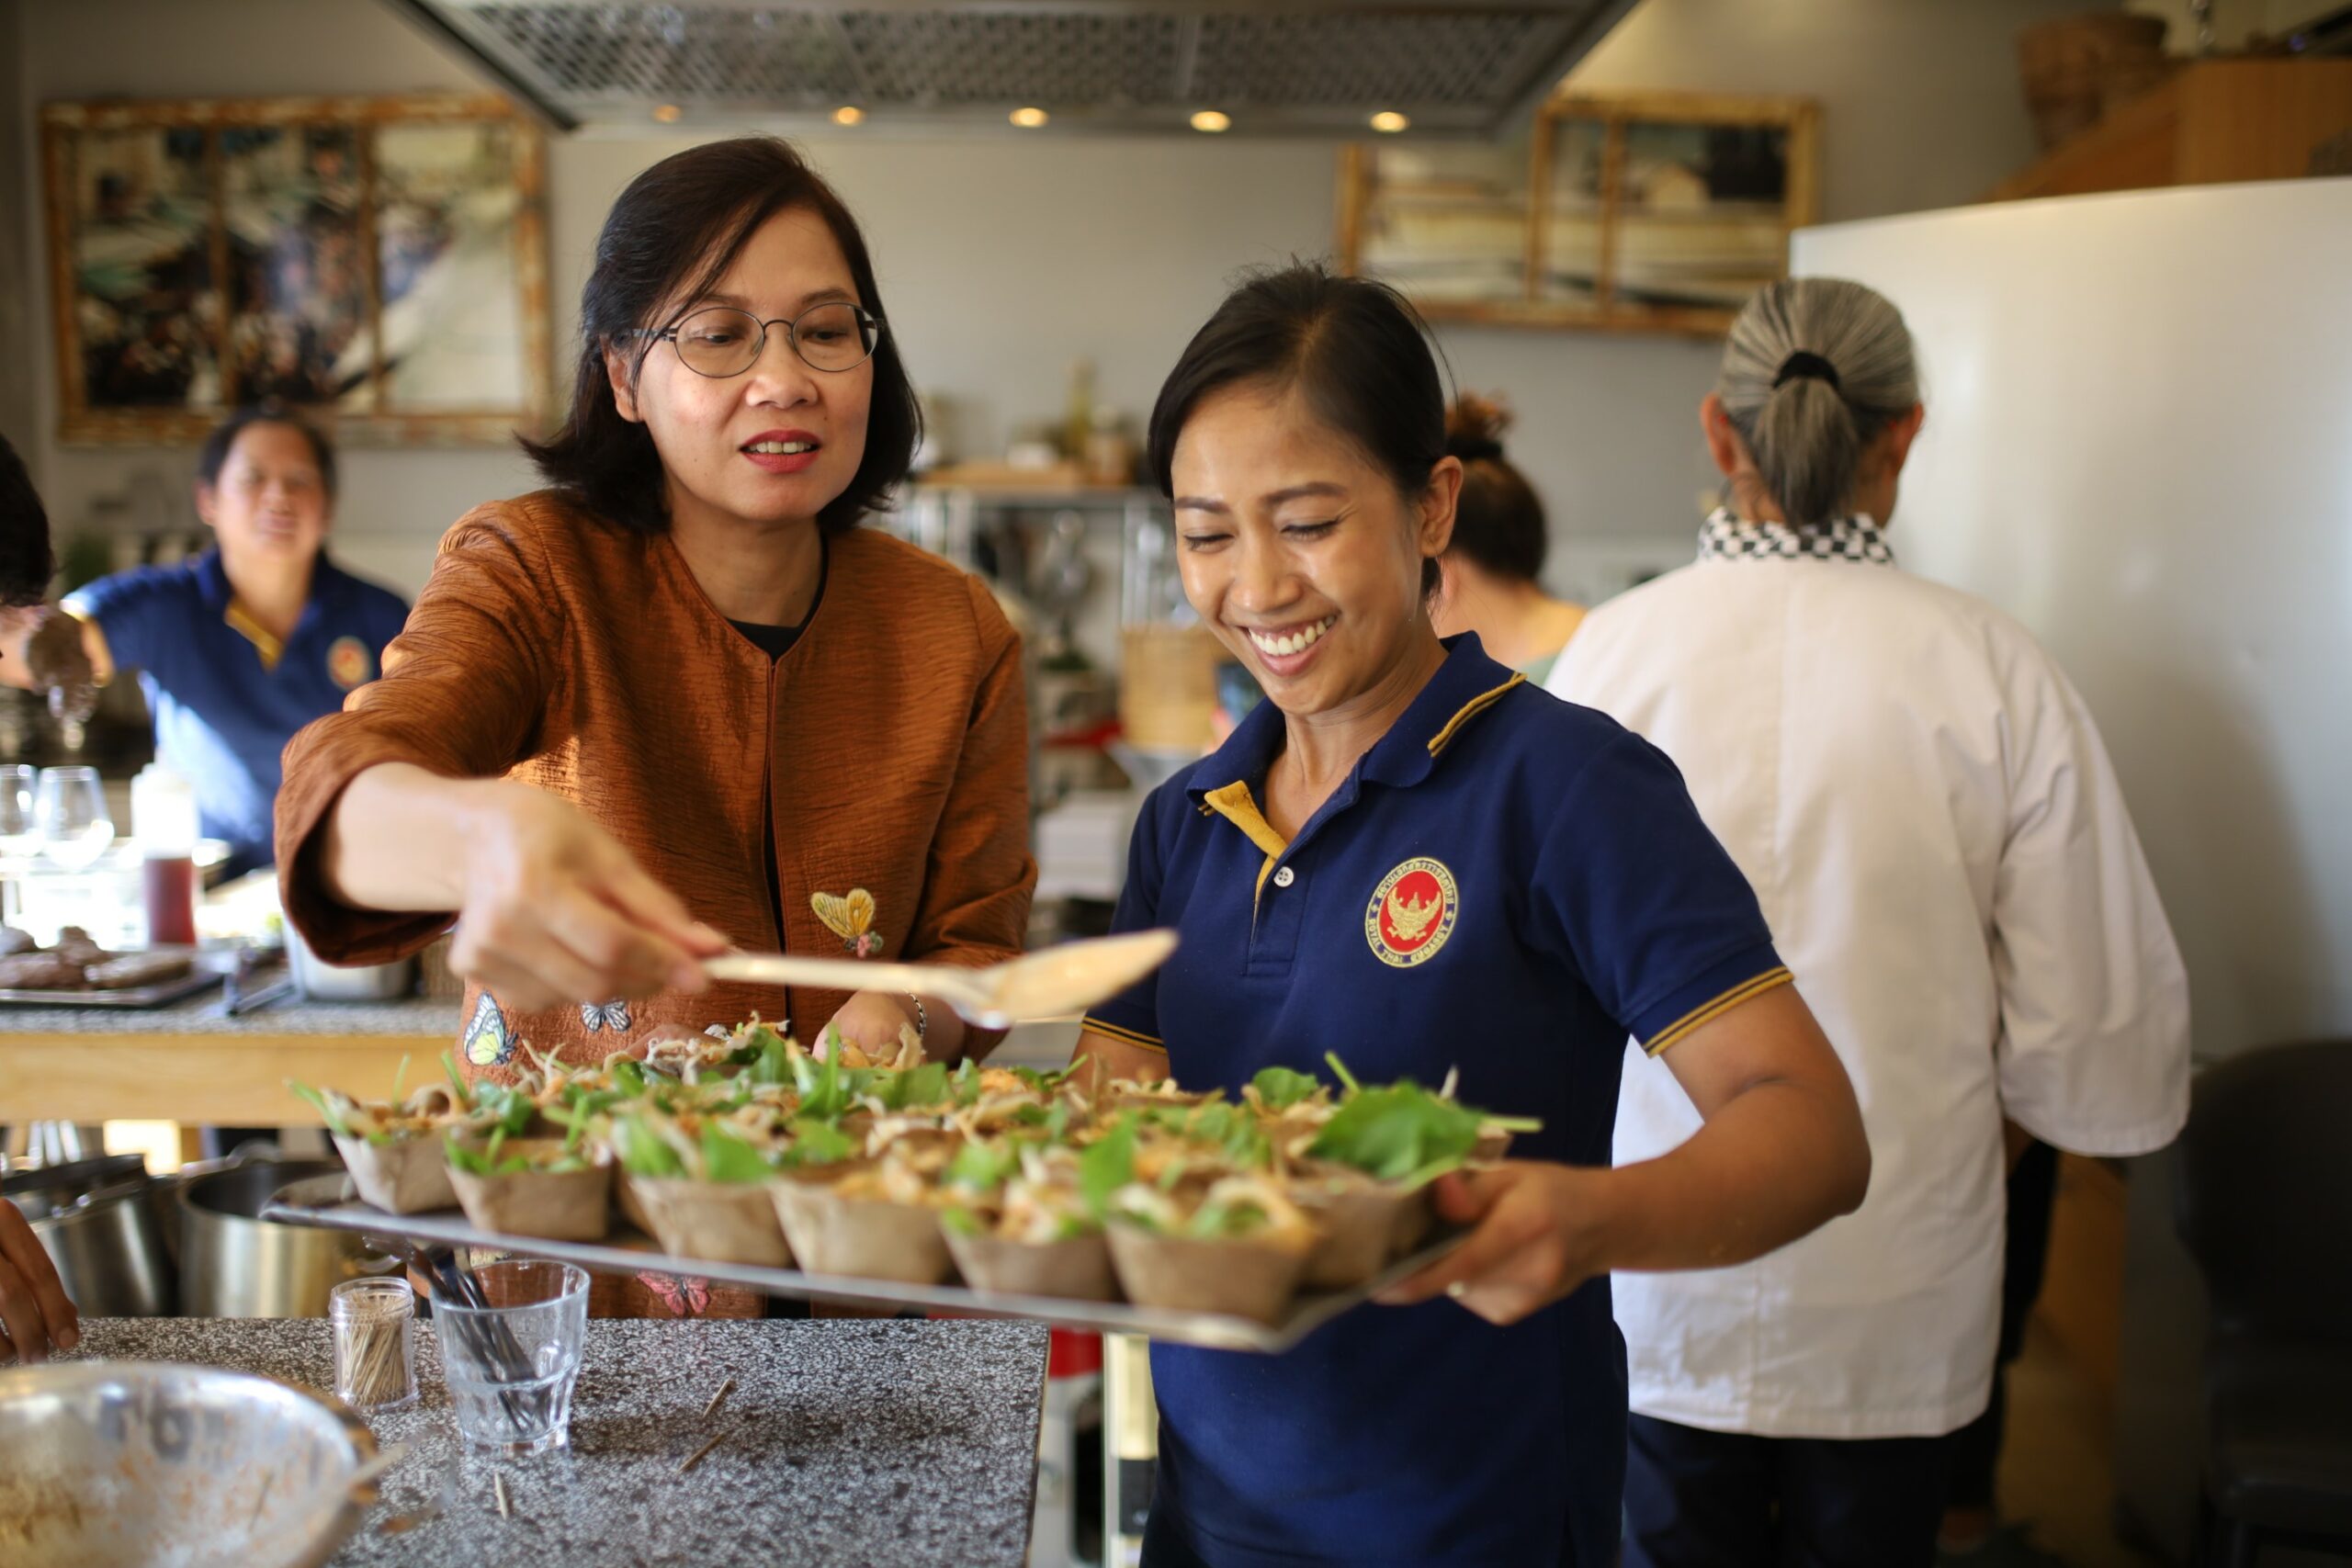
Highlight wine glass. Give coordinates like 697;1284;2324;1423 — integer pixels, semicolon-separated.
0;766;39;863
35;766;114;871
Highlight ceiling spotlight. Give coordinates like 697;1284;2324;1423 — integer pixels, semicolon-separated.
1190;109;1232;133
1010;106;1049;129
832;106;865;127
651;103;684;124
1369;110;1410;133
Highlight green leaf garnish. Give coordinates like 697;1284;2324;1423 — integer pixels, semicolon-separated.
1012;1065;1074;1095
439;1051;473;1111
613;1114;687;1179
700;1122;775;1184
1250;1066;1322;1110
288;1081;355;1140
944;1139;1020;1195
1307;1081;1489;1182
781;1118;856;1169
1078;1117;1137;1219
744;1027;792;1087
1187;1199;1272;1240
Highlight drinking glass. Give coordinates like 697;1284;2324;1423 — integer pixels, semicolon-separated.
34;766;112;871
0;766;39;863
432;1259;589;1455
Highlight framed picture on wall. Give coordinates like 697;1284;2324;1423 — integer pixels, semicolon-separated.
1339;88;1819;335
40;93;550;446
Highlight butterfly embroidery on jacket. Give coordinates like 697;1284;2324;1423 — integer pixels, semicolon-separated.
811;888;885;957
579;998;631;1033
462;991;511;1066
637;1270;712;1318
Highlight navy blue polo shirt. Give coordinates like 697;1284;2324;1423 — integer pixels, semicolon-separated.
68;550;410;875
1082;634;1790;1568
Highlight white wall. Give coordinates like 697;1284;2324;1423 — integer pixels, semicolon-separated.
6;0;2101;597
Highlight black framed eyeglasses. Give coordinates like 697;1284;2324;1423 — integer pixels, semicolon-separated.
632;302;883;378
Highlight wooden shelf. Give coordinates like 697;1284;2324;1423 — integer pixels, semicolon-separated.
1989;58;2352;203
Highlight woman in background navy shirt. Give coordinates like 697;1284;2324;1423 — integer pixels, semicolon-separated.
1071;265;1871;1568
1;406;408;877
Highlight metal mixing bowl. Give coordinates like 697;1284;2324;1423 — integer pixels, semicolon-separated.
0;1360;377;1568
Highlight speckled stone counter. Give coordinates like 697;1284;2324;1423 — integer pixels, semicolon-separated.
0;992;457;1038
68;1315;1047;1568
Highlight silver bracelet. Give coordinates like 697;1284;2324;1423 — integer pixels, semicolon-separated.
905;992;926;1042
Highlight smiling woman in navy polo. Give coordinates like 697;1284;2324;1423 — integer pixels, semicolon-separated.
1;409;408;879
1072;266;1871;1568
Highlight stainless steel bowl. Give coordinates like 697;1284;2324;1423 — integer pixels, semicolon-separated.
285;924;415;1002
0;1359;377;1567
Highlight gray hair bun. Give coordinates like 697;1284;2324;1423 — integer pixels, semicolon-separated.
1717;279;1917;525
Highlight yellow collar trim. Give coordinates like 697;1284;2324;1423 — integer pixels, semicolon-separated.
1202;780;1289;861
1202;780;1292;903
223;602;285;670
1427;671;1525;758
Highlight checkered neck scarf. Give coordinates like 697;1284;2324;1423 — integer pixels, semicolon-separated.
1697;509;1895;566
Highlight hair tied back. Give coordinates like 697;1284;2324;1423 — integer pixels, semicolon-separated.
1772;350;1841;392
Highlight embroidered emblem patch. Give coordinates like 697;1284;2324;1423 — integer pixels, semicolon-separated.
462;990;512;1066
326;636;374;690
579;998;631;1033
811;887;884;957
1364;858;1459;968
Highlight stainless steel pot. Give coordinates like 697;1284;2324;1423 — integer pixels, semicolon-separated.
27;1180;175;1316
286;924;416;1002
12;1156;175;1317
179;1158;400;1317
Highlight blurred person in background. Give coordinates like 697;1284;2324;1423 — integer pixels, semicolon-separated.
1553;277;2188;1568
1427;393;1583;684
0;405;410;881
0;431;91;1362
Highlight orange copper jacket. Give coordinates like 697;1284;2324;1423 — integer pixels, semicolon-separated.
277;491;1036;1070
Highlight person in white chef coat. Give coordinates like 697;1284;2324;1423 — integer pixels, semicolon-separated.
1550;276;2190;1568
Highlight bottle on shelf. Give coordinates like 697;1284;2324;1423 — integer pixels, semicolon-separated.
130;762;198;947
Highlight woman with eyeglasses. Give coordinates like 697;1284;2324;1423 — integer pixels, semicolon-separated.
277;138;1035;1091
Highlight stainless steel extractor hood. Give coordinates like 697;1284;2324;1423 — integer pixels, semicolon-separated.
383;1;1638;136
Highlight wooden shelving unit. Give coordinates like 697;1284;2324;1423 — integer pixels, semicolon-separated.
1988;57;2352;203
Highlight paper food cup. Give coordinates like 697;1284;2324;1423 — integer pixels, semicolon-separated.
447;1140;613;1242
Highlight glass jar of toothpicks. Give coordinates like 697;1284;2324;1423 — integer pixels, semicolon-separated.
332;1277;420;1413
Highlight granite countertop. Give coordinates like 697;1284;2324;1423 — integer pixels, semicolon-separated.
71;1315;1047;1567
0;993;458;1038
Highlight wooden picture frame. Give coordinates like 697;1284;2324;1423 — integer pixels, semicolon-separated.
1339;87;1819;336
41;92;550;446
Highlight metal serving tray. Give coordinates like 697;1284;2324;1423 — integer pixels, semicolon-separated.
264;1173;1462;1354
0;949;236;1010
0;966;224;1009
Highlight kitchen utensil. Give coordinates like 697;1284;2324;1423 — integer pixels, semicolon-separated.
702;927;1177;1029
0;1359;377;1568
431;1259;589;1455
285;922;415;1002
8;1154;175;1317
179;1157;401;1316
266;1172;1464;1356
